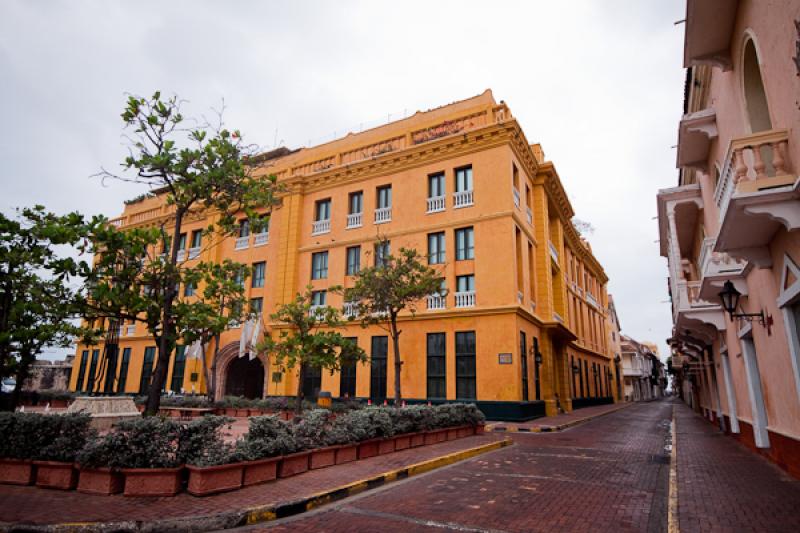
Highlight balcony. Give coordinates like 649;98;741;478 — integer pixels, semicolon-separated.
676;108;717;170
346;212;362;229
188;246;201;259
526;207;533;225
312;219;331;235
454;291;475;308
234;236;249;250
549;241;559;263
697;236;749;301
453;190;473;208
426;294;446;311
673;279;725;343
586;292;599;309
513;188;520;208
309;305;326;317
714;129;800;267
125;324;136;336
374;207;392;224
253;232;269;246
176;249;186;262
427;195;445;213
343;301;359;319
683;0;738;70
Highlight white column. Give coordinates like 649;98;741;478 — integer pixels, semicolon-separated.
721;352;740;433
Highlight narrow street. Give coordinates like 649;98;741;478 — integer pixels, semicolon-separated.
240;400;800;533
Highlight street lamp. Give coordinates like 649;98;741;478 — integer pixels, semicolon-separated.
717;280;771;331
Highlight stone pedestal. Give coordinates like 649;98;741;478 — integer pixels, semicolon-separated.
66;396;140;430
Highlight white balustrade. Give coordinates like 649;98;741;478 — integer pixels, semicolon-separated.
235;236;249;250
309;304;326;317
343;301;359;318
125;324;136;336
188;246;201;259
427;195;445;213
347;212;362;228
176;249;186;262
454;291;475;308
374;206;392;224
427;294;446;310
312;219;331;235
453;190;474;208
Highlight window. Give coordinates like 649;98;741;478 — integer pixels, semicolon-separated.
340;337;358;397
252;261;266;288
375;241;390;267
311;290;327;307
315;199;331;221
139;347;156;394
170;346;186;393
103;346;119;394
377;185;392;209
250;297;263;315
184;282;195;297
177;233;187;251
239;219;250;238
349;192;363;214
302;361;322;399
427;333;446;399
311;252;329;280
428;173;445;198
76;350;89;392
428;232;445;264
86;349;100;394
455;166;473;192
118;347;131;393
455;227;474;260
370;336;388;400
456;275;475;293
346;246;361;276
191;230;202;249
234;269;246;287
520;331;528;401
455;331;476;399
533;337;541;400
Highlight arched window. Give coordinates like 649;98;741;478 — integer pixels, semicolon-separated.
742;38;772;133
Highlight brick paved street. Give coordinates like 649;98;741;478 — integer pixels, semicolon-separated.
242;400;800;533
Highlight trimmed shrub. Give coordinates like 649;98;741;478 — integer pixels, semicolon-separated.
76;417;182;469
332;407;393;443
0;412;94;462
238;415;297;460
179;415;238;467
38;413;95;462
294;409;340;449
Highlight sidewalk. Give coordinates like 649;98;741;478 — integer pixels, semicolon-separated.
0;434;508;532
674;402;800;533
487;401;632;433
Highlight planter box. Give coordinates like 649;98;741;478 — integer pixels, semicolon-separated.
446;428;460;441
235;408;250;417
457;426;472;439
77;467;124;495
394;434;412;451
357;439;381;460
122;466;183;497
310;447;336;470
242;457;279;487
335;444;358;464
34;461;77;490
378;438;395;455
475;424;485;435
223;408;237;417
0;459;35;485
187;463;244;496
278;451;310;478
423;430;439;446
410;432;425;448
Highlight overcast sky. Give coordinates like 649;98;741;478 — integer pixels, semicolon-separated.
1;0;686;360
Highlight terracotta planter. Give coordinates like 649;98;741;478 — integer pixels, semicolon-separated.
475;424;486;435
423;430;439;446
235;408;250;417
224;408;237;417
378;438;395;455
335;444;358;464
242;457;279;487
50;399;69;408
34;461;77;490
278;451;310;478
394;434;412;451
0;458;35;485
310;447;336;470
446;428;460;441
357;438;381;459
187;462;244;496
410;432;425;448
457;426;472;439
77;467;124;495
122;466;183;497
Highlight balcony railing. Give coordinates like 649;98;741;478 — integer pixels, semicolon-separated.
253;232;269;246
453;190;473;208
549;241;559;263
374;206;392;224
343;301;359;319
427;195;445;213
714;129;791;221
235;236;249;250
454;291;475;308
526;207;533;225
586;292;598;308
347;212;362;229
125;324;136;336
513;188;520;208
312;219;331;235
426;294;446;310
309;304;326;317
188;246;201;259
176;249;186;262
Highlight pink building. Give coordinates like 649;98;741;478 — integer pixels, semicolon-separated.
657;0;800;477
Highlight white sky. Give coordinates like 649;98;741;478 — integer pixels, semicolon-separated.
1;0;686;360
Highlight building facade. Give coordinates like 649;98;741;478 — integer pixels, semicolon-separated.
69;90;616;420
658;0;800;475
620;336;665;402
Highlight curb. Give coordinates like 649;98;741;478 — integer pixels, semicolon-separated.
487;402;633;434
4;438;512;533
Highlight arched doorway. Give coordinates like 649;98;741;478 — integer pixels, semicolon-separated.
743;38;772;133
225;357;265;399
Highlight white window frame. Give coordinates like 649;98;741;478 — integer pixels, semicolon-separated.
777;254;800;404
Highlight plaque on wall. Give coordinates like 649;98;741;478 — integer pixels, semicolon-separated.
498;353;513;364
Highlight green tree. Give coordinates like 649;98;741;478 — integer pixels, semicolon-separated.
343;239;443;404
87;91;280;415
256;287;366;413
0;207;93;409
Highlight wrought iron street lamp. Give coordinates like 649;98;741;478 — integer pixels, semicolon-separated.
717;280;769;328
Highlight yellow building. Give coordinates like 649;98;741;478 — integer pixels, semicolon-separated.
69;90;615;420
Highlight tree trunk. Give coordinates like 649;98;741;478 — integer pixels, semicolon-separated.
209;334;221;400
390;314;402;405
10;350;34;410
145;212;185;416
295;363;304;416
